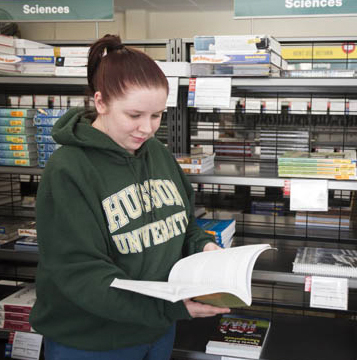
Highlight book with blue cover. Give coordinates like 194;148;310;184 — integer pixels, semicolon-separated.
37;143;61;152
36;126;52;135
196;218;236;248
34;108;67;119
0;143;36;151
35;135;56;144
0;150;37;159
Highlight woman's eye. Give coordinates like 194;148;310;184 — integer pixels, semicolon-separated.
130;114;140;119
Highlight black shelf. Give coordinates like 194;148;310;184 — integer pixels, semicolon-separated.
173;312;357;360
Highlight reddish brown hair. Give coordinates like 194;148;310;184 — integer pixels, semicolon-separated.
87;34;169;104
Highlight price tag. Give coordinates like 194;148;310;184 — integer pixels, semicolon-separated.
290;179;328;211
11;331;43;360
304;276;312;292
166;77;179;107
191;77;231;108
310;276;348;311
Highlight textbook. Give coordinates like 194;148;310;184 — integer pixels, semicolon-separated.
205;314;271;358
292;247;357;278
196;218;236;248
111;244;272;308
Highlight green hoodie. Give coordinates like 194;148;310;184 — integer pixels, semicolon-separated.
30;107;215;351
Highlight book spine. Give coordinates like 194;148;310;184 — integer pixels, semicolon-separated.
38;151;54;160
0;118;31;126
33;117;59;126
0;109;35;117
0;126;36;135
36;126;52;135
0;319;32;332
0;150;35;159
0;135;35;144
0;143;35;151
0;158;37;166
35;109;67;118
20;56;55;64
35;135;56;144
0;311;30;322
37;143;61;152
0;304;32;314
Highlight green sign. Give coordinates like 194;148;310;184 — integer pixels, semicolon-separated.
234;0;357;18
0;0;113;21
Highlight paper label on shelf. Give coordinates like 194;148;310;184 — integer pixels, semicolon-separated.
11;331;43;360
304;276;312;292
283;180;291;196
310;276;348;311
190;77;231;108
166;77;179;108
290;179;328;211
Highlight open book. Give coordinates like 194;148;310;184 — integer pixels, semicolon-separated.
110;244;272;308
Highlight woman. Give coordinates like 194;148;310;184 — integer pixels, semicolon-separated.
30;34;230;360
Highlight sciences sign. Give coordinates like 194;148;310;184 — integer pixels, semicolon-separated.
234;0;357;18
0;0;113;21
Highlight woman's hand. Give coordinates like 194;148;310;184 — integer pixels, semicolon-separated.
183;299;230;318
203;242;222;252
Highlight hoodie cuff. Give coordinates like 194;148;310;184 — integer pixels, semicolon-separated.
164;300;191;322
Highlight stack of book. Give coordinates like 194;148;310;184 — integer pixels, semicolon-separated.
0;283;36;332
292;247;357;278
251;201;285;216
295;207;351;229
174;153;215;174
205;314;271;359
278;151;357;180
0;108;38;167
260;130;309;160
54;46;89;77
34;109;66;167
191;34;287;77
0;36;55;76
214;141;252;158
196;218;236;248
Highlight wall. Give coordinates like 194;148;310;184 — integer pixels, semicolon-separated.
17;8;357;43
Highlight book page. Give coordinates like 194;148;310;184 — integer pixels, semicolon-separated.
110;244;271;305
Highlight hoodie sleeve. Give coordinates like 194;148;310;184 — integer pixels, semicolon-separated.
171;157;217;257
35;161;191;329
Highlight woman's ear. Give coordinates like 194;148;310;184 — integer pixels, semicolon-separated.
94;91;107;115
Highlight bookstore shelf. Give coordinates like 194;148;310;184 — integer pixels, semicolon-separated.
0;36;357;359
173;312;357;360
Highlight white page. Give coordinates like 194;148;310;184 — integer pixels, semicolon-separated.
329;100;345;115
310;276;348;310
166;77;179;107
311;98;328;114
245;99;261;113
111;244;271;306
290;179;328;211
12;332;43;360
194;77;231;108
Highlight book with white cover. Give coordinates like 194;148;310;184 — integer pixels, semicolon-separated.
292;247;357;278
111;244;272;308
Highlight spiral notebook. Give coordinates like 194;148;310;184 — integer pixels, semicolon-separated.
292;247;357;278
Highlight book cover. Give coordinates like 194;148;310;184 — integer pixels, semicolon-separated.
14;237;38;252
292;247;357;278
0;284;36;314
34;108;67;118
0;310;30;322
110;244;272;308
205;314;271;359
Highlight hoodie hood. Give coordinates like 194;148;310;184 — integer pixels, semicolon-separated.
52;107;150;161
